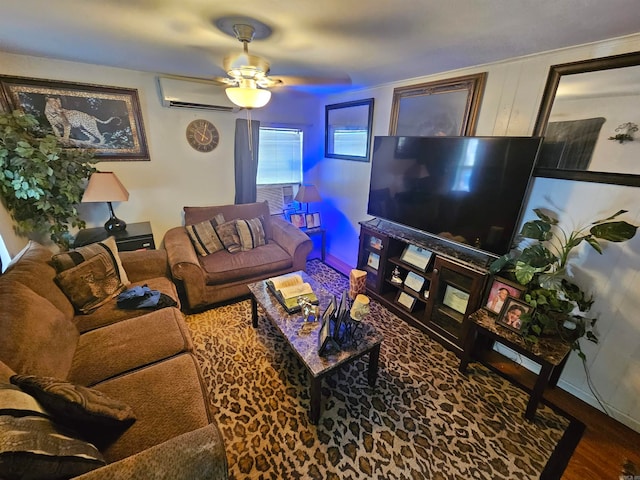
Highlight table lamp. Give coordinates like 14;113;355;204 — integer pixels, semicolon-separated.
82;172;129;232
294;184;322;214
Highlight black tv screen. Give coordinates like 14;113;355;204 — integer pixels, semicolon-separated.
367;136;542;256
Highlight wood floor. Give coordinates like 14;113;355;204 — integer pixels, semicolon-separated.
486;352;640;480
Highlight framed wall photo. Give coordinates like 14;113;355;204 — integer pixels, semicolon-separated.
497;296;533;334
290;213;306;228
395;291;417;312
325;98;375;162
0;75;149;161
305;212;321;229
484;277;526;315
389;73;486;136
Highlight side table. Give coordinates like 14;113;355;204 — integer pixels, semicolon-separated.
459;309;572;421
301;227;326;261
74;221;155;252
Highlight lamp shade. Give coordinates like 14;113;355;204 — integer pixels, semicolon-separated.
82;172;129;203
295;185;322;203
225;86;271;109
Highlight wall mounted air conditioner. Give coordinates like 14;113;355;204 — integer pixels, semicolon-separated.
157;75;240;112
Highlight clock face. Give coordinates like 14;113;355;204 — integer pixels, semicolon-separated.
186;119;219;152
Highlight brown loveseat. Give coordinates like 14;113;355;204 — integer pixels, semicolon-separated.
164;201;312;311
0;241;227;479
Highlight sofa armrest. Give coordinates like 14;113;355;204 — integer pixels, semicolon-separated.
73;424;228;480
271;217;313;271
119;249;171;283
164;227;207;304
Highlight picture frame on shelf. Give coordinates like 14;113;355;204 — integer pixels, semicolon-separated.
317;310;333;355
333;290;348;341
305;212;321;229
442;285;470;315
484;277;526;315
0;75;149;161
367;252;380;270
404;271;425;293
496;296;532;334
400;244;433;271
369;236;383;250
290;213;306;228
395;291;417;312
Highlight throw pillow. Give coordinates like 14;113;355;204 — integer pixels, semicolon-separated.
10;375;136;430
55;254;126;314
214;219;242;253
186;213;226;256
236;216;267;251
0;383;106;480
52;236;130;286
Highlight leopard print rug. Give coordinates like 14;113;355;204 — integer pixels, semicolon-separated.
186;260;572;479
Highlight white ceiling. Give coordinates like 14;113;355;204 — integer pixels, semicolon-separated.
1;0;640;90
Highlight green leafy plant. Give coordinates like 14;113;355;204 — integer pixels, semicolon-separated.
0;110;97;249
490;208;637;358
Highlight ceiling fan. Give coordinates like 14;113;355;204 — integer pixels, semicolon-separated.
209;19;350;108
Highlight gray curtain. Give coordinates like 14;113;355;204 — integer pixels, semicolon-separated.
234;118;260;205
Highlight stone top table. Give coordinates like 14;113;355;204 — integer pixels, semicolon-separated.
247;271;383;424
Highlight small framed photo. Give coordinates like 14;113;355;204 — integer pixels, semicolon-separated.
400;244;433;271
395;291;417;312
367;252;380;270
369;236;383;250
442;285;469;315
404;271;425;292
290;213;306;228
497;296;533;334
305;212;321;229
318;311;333;355
484;277;526;315
333;290;349;341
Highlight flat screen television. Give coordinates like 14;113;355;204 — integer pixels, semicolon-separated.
367;136;543;256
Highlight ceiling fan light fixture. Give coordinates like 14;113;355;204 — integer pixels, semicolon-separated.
225;85;271;109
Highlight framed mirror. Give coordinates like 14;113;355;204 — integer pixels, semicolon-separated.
533;51;640;186
389;73;486;136
325;98;374;161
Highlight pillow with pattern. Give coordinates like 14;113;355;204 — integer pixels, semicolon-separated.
186;213;226;256
214;219;242;253
236;217;267;251
0;383;105;480
10;375;136;429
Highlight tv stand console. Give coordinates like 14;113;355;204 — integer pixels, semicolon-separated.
357;219;494;354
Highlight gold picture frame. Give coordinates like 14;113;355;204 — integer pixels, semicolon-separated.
389;73;487;136
0;75;149;161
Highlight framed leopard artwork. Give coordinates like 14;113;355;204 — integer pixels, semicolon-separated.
0;75;149;161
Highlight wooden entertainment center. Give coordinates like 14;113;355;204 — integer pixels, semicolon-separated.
357;218;496;354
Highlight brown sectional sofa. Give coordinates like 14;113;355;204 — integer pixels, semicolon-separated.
0;241;227;479
164;201;312;311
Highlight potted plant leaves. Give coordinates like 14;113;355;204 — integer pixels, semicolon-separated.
489;208;637;359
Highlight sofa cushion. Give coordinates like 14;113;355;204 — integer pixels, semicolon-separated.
215;219;242;253
0;280;78;379
200;243;292;285
2;241;75;320
67;307;193;387
55;254;127;314
184;201;273;240
72;276;181;333
52;236;130;287
186;214;226;256
0;384;105;480
236;216;267;251
90;353;211;463
10;375;136;430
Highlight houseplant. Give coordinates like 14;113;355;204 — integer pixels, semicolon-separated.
0;109;97;249
489;208;638;358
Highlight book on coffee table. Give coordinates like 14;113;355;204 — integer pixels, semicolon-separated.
266;273;319;313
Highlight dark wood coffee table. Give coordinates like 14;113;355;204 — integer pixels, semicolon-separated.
247;271;383;424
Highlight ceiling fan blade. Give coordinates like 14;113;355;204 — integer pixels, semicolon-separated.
268;74;352;87
159;73;230;87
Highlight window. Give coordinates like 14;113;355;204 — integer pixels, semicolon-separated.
257;127;303;214
257;127;303;185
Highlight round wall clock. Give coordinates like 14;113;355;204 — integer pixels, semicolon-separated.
186;119;219;152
